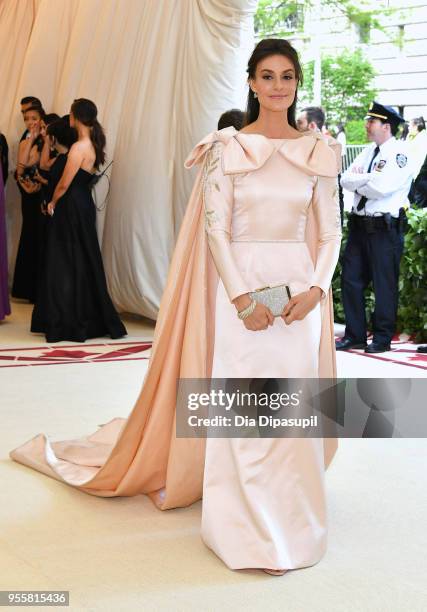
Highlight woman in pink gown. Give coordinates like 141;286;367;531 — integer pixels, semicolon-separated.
199;40;341;574
11;39;341;575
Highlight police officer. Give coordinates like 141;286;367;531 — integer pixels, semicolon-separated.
336;102;414;353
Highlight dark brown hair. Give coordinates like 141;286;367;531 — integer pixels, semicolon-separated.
23;105;45;121
71;98;106;169
47;117;77;149
21;96;42;109
218;109;246;131
245;39;303;128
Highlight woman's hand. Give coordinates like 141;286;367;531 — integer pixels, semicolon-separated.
29;126;40;141
33;169;48;184
47;201;56;216
244;302;274;331
20;178;41;194
281;287;323;325
233;294;274;331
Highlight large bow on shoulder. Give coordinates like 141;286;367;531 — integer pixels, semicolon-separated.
184;126;237;168
276;132;341;176
185;127;341;177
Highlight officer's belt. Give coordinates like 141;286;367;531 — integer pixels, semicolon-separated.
349;213;399;230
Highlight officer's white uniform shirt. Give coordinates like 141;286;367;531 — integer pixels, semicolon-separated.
340;136;414;217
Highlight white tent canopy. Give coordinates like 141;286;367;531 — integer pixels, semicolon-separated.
0;0;257;318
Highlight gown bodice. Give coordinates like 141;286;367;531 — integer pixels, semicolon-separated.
229;145;319;242
188;127;342;302
70;167;95;189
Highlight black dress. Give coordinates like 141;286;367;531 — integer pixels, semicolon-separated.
12;152;44;302
37;154;68;290
412;153;427;208
31;166;127;342
0;133;8;185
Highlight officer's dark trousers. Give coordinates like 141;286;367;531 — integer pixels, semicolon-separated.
341;224;404;345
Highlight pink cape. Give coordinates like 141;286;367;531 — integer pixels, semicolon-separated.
10;128;340;509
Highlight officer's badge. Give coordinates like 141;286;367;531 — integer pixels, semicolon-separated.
375;159;387;171
396;153;407;168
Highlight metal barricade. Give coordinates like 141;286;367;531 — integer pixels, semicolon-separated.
342;144;368;172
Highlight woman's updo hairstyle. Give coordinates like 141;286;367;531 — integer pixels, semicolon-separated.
245;38;303;129
71;98;106;169
43;113;60;126
47;116;77;149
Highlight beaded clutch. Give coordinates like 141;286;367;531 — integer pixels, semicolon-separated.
249;283;292;317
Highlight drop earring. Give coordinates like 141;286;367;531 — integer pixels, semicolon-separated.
253;92;258;98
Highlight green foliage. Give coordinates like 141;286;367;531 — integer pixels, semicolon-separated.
300;49;377;125
397;208;427;342
255;0;385;41
340;1;383;41
333;210;427;342
255;1;303;37
345;120;369;144
332;215;348;325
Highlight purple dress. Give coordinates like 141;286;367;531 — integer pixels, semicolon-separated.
0;165;11;320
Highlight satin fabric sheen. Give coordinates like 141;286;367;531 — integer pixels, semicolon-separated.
10;127;341;570
199;130;342;569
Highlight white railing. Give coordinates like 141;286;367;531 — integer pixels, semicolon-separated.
342;144;369;172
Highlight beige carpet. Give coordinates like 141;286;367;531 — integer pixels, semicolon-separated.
1;303;426;611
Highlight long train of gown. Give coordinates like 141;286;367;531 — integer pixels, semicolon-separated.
10;127;341;572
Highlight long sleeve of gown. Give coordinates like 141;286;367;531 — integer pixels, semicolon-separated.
202;142;251;302
310;175;342;296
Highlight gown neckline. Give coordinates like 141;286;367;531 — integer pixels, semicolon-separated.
235;132;309;142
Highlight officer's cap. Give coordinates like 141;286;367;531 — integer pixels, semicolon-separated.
365;101;405;126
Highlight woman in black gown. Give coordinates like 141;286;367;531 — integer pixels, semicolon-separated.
31;100;127;342
12;105;45;302
31;115;75;330
40;116;74;204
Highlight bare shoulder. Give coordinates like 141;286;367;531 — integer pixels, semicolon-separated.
69;140;95;160
18;139;37;151
69;141;85;153
68;142;85;158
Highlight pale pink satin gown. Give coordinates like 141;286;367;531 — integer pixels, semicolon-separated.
9;127;340;573
199;132;341;570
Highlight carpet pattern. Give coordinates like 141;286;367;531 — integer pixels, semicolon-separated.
0;341;152;368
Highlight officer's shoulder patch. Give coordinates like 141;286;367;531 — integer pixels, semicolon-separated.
375;159;387;171
396;153;407;168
